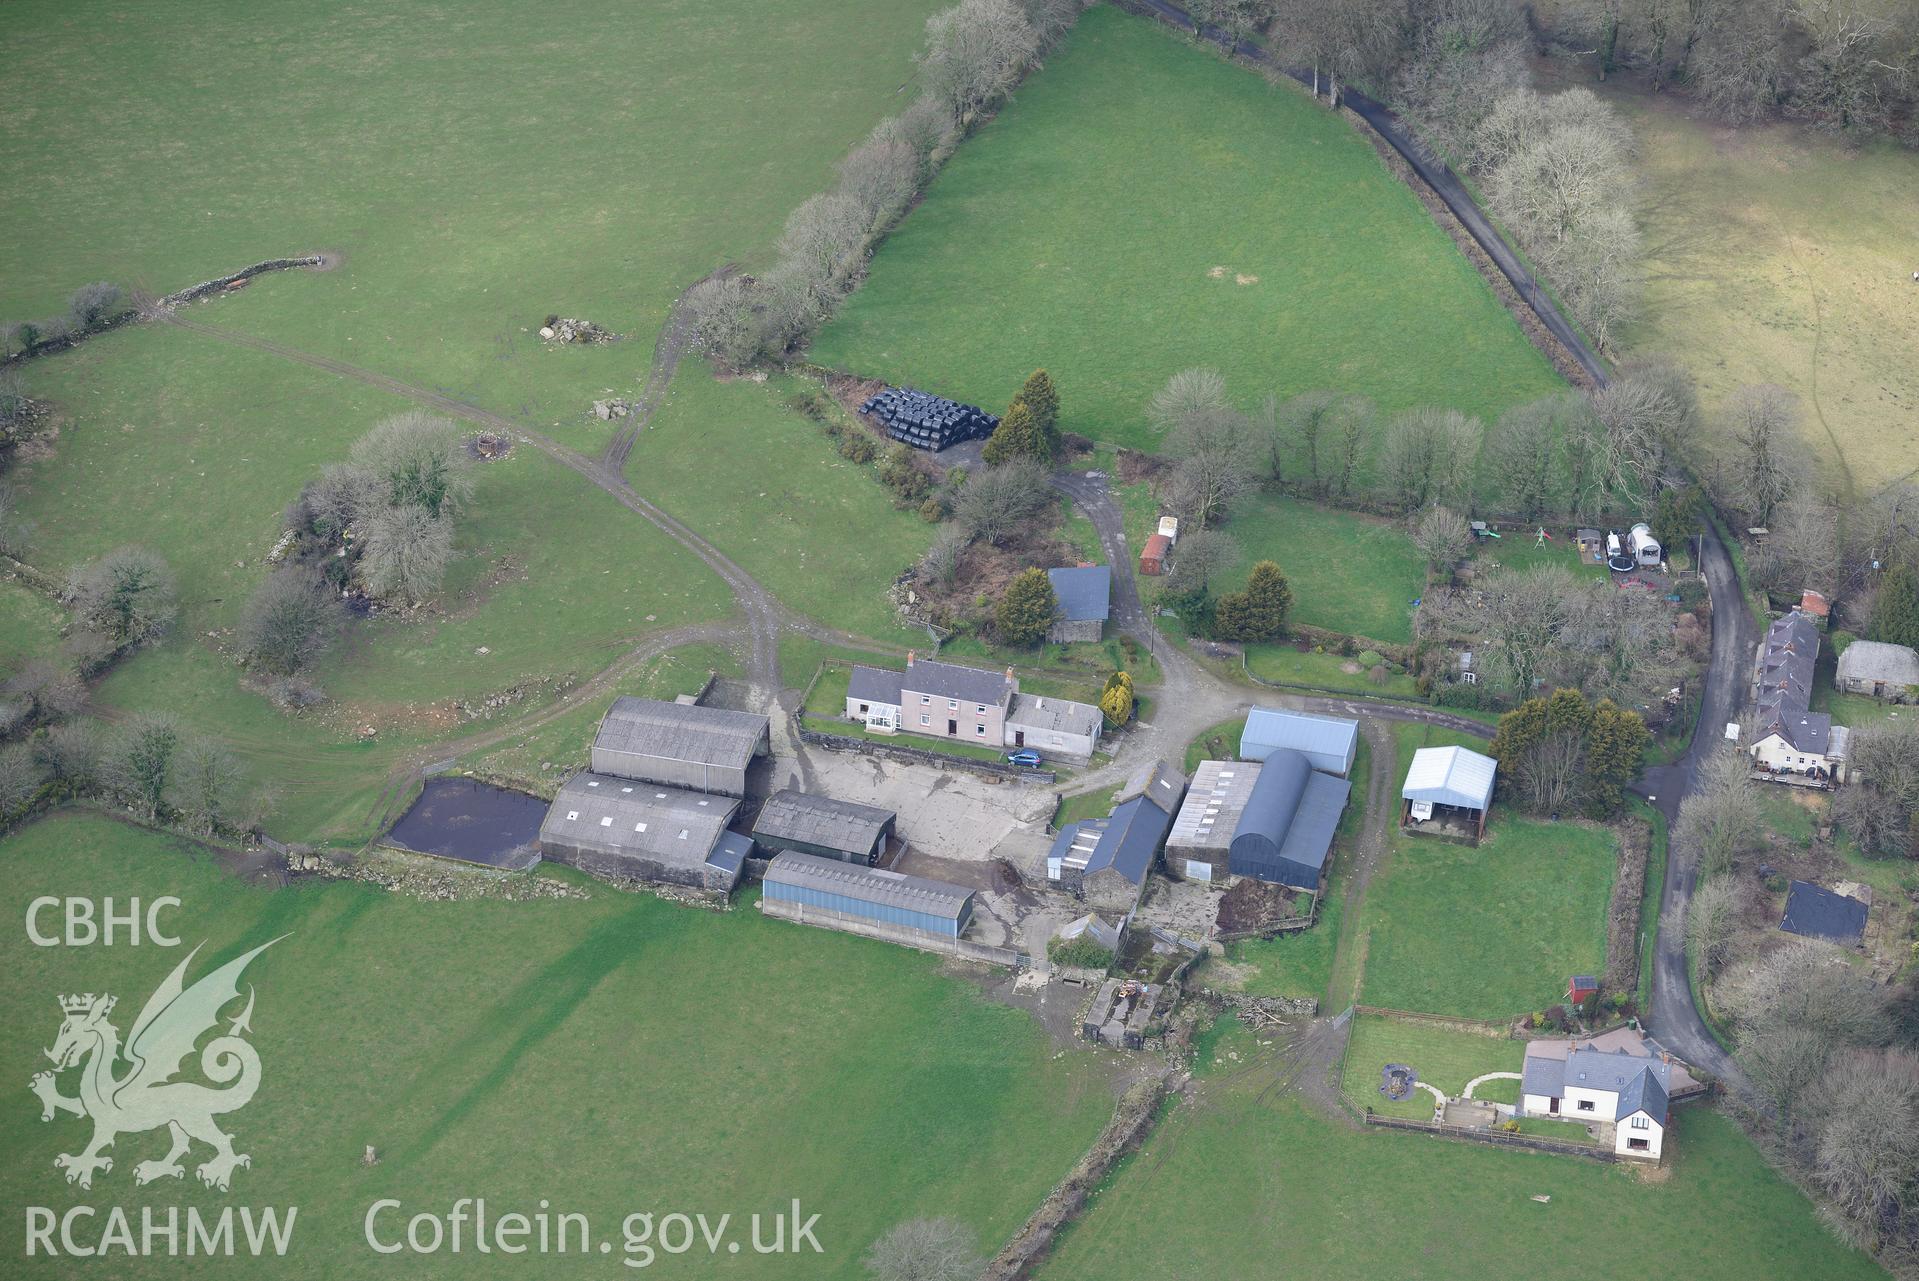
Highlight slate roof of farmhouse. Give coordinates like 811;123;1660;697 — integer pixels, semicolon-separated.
847;665;904;706
595;697;768;770
899;657;1015;706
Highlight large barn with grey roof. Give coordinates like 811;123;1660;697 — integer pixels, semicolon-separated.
538;772;743;894
591;696;769;797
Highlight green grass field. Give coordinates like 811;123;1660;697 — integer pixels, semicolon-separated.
0;814;1113;1279
812;7;1562;454
1579;74;1919;492
1217;494;1424;643
0;579;64;670
1340;1014;1524;1120
1244;645;1421;700
1041;1025;1882;1281
0;0;957;843
1350;724;1615;1020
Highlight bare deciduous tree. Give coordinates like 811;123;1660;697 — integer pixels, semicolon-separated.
1804;1048;1919;1254
953;459;1051;547
682;274;764;370
1165;403;1262;529
1687;874;1741;980
165;736;248;839
106;712;181;823
1674;744;1761;876
1719;383;1804;525
1330;395;1375;501
0;743;44;815
1161;525;1241;598
1410;504;1472;575
1278;390;1340;497
1394;0;1531;162
1721;939;1893;1117
67;546;178;650
918;0;1041;123
1430;564;1574;696
1487;395;1570;521
864;1217;982;1281
348;412;474;519
918;526;969;590
360;504;454;605
1147;367;1230;437
776;193;869;303
33;719;103;794
239;566;346;677
839;134;920;233
1379;407;1482;512
1588;361;1697;499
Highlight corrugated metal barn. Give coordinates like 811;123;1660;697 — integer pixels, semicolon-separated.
1226;749;1351;890
761;852;974;941
590;697;769;796
751;789;896;865
538;772;743;894
1240;707;1359;776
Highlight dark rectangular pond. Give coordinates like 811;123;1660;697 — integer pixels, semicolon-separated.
383;776;548;870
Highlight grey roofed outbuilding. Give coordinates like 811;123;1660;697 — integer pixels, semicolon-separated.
762;851;973;922
539;771;739;873
1082;793;1177;887
1226;749;1351;889
1836;640;1919;688
591;697;769;794
1780;880;1868;945
1240;708;1359;776
1047;566;1112;622
1402;744;1497;810
1117;759;1188;812
751;789;895;861
848;665;904;706
899;656;1015;706
705;831;755;877
1006;692;1102;738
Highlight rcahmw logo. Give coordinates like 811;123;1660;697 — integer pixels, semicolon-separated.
23;937;299;1260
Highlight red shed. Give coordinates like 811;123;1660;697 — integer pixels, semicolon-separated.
1567;975;1600;1005
1140;533;1171;577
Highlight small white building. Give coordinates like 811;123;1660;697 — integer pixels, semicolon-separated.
1005;693;1102;762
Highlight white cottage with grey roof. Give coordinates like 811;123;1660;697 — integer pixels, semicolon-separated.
1520;1038;1677;1159
1750;612;1846;781
1005;693;1103;761
844;653;1101;760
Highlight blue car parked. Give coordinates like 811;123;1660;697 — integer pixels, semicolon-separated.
1005;749;1042;768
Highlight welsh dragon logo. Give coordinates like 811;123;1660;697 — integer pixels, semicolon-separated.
30;937;283;1192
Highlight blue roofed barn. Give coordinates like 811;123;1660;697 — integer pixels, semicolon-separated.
760;852;975;950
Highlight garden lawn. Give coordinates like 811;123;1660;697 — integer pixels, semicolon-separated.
1339;1013;1524;1119
635;370;931;645
812;6;1562;455
1040;1025;1884;1281
1218;494;1424;644
0;813;1114;1280
1583;74;1919;491
1360;814;1617;1020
